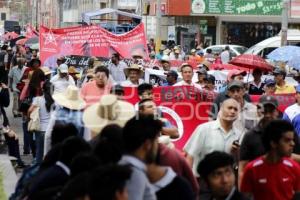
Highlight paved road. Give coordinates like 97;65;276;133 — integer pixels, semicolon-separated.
4;94;33;175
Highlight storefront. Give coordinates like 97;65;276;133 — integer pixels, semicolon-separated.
190;0;299;47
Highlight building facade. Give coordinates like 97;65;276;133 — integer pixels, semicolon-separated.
145;0;300;49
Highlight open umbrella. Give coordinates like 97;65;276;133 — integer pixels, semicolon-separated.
16;38;28;45
25;36;38;46
229;54;273;71
2;31;19;41
210;63;250;71
267;46;300;62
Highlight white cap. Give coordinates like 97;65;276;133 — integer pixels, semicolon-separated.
58;63;68;73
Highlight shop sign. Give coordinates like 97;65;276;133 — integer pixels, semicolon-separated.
290;0;300;18
118;0;138;8
199;20;207;34
191;0;282;16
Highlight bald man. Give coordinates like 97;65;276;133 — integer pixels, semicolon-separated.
184;98;242;177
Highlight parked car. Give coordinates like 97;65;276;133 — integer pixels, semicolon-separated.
244;29;300;59
203;44;248;58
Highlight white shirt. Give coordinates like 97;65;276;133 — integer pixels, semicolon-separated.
173;80;202;90
50;74;75;94
32;96;51;132
121;79;144;87
233;101;259;141
220;50;230;64
184;120;241;176
108;61;128;83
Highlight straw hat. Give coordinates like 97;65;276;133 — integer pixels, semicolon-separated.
124;64;144;77
68;66;79;74
52;85;86;110
132;52;143;59
83;94;135;134
41;66;52;76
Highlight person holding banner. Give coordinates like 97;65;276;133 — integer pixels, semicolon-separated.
108;53;127;84
174;63;201;90
50;64;75;94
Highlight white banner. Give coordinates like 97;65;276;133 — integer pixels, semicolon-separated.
145;68;298;93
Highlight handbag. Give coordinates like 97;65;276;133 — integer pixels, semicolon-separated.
28;97;40;132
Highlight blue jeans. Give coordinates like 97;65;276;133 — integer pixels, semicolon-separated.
22;118;35;156
34;131;45;164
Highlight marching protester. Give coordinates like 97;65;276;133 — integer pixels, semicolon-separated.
198;151;249;200
44;85;87;154
273;68;296;94
174;63;201;89
50;63;75;94
121;64;144;87
119;115;161;200
8;56;26;117
241;120;300;200
108;53;128;83
248;68;264;95
27;82;54;164
263;79;276;95
184;98;241;177
283;85;300;136
162;70;178;86
80;65;112;107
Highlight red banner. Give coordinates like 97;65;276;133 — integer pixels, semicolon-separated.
123;86;216;150
122;86;296;150
39;23;148;68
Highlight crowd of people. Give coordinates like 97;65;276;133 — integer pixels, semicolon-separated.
0;39;300;200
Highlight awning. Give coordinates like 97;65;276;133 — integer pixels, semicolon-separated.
82;8;142;24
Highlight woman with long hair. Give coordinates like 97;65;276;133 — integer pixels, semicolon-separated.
28;81;54;164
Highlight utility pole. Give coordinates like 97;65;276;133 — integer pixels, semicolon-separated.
281;0;289;46
155;0;161;52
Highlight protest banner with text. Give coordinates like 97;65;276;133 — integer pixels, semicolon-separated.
40;23;148;68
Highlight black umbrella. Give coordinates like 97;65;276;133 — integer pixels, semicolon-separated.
25;36;38;46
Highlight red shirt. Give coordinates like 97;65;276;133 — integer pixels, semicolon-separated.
241;156;300;200
80;80;111;107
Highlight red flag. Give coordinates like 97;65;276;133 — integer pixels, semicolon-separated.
25;24;38;38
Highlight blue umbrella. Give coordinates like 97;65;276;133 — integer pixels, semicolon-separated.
267;46;300;62
288;57;300;70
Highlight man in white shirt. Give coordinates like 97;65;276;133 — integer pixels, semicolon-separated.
121;64;144;87
107;53;128;84
50;64;75;94
8;57;26;117
184;98;241;176
174;63;201;89
220;46;230;64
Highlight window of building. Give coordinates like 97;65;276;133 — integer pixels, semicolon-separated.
1;13;6;21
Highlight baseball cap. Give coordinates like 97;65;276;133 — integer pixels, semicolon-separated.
264;79;276;87
58;63;68;73
259;95;279;108
166;70;178;79
273;68;286;76
204;74;216;84
227;80;244;90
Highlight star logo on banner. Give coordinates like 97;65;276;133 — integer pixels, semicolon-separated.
42;29;58;46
